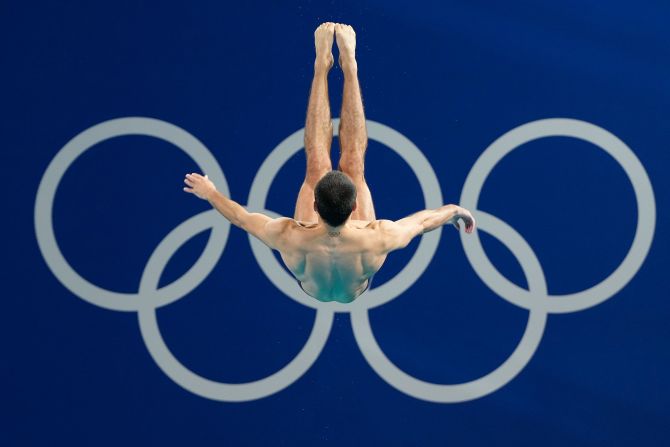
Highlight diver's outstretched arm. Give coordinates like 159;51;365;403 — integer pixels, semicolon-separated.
183;172;289;250
378;205;476;252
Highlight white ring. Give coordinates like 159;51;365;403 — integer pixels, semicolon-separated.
247;119;444;312
137;223;334;402
34;117;231;311
352;211;548;402
460;118;656;313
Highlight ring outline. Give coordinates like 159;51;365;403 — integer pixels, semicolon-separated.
460;118;656;313
352;211;548;402
34;117;231;311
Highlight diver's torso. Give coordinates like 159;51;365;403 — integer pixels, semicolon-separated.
279;220;386;303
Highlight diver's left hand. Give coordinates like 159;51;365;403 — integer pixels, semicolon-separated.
183;173;216;200
452;206;476;234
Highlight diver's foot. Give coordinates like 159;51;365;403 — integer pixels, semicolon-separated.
314;22;335;72
335;23;357;71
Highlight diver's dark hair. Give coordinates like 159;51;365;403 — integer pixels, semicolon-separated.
314;171;357;227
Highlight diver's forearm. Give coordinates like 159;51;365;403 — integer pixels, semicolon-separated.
421;205;459;233
207;190;246;227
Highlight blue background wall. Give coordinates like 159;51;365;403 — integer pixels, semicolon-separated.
2;0;669;445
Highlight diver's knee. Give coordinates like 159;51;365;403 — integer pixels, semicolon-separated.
337;157;364;181
305;165;331;186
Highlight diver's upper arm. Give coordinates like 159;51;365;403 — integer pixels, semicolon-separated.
378;218;425;253
238;213;291;250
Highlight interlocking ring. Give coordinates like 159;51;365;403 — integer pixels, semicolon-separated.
35;117;655;403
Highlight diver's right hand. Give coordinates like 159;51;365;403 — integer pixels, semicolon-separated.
183;173;216;200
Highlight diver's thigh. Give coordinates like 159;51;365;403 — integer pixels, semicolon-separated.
294;181;319;222
351;178;376;221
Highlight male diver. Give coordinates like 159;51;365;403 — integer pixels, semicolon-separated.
184;22;476;303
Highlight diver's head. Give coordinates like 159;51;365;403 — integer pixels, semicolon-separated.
313;170;357;227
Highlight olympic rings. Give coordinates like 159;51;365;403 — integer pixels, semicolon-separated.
351;211;549;402
35;116;655;402
460;119;656;313
34;118;231;311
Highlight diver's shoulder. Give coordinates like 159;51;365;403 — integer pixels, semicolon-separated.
352;220;397;243
291;219;319;229
363;219;395;231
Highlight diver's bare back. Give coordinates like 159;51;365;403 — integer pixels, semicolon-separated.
278;218;389;303
275;211;473;302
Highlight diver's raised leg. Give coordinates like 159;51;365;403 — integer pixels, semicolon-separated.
335;24;375;221
294;22;335;222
